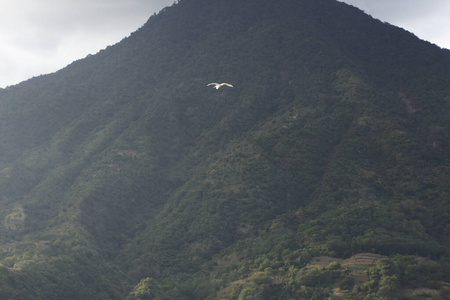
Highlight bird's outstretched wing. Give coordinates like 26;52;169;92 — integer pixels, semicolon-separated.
222;83;233;87
207;83;220;86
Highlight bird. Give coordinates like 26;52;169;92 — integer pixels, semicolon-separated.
207;82;233;89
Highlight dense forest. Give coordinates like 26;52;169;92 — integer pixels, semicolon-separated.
0;0;449;298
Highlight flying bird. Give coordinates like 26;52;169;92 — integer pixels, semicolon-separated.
207;82;233;89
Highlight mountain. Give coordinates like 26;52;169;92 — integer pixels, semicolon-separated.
1;0;450;298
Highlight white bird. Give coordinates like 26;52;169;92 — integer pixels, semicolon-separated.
207;82;233;89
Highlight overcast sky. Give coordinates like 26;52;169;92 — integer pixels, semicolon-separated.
1;0;449;88
0;0;173;88
339;0;450;49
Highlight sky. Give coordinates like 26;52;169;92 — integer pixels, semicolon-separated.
0;0;449;88
339;0;450;49
0;0;173;88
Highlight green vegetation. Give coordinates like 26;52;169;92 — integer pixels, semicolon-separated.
0;0;449;298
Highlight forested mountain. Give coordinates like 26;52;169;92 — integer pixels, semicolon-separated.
0;0;449;298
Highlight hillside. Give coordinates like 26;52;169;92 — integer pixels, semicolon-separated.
0;0;449;298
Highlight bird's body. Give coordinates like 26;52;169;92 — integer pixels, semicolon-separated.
207;82;233;89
